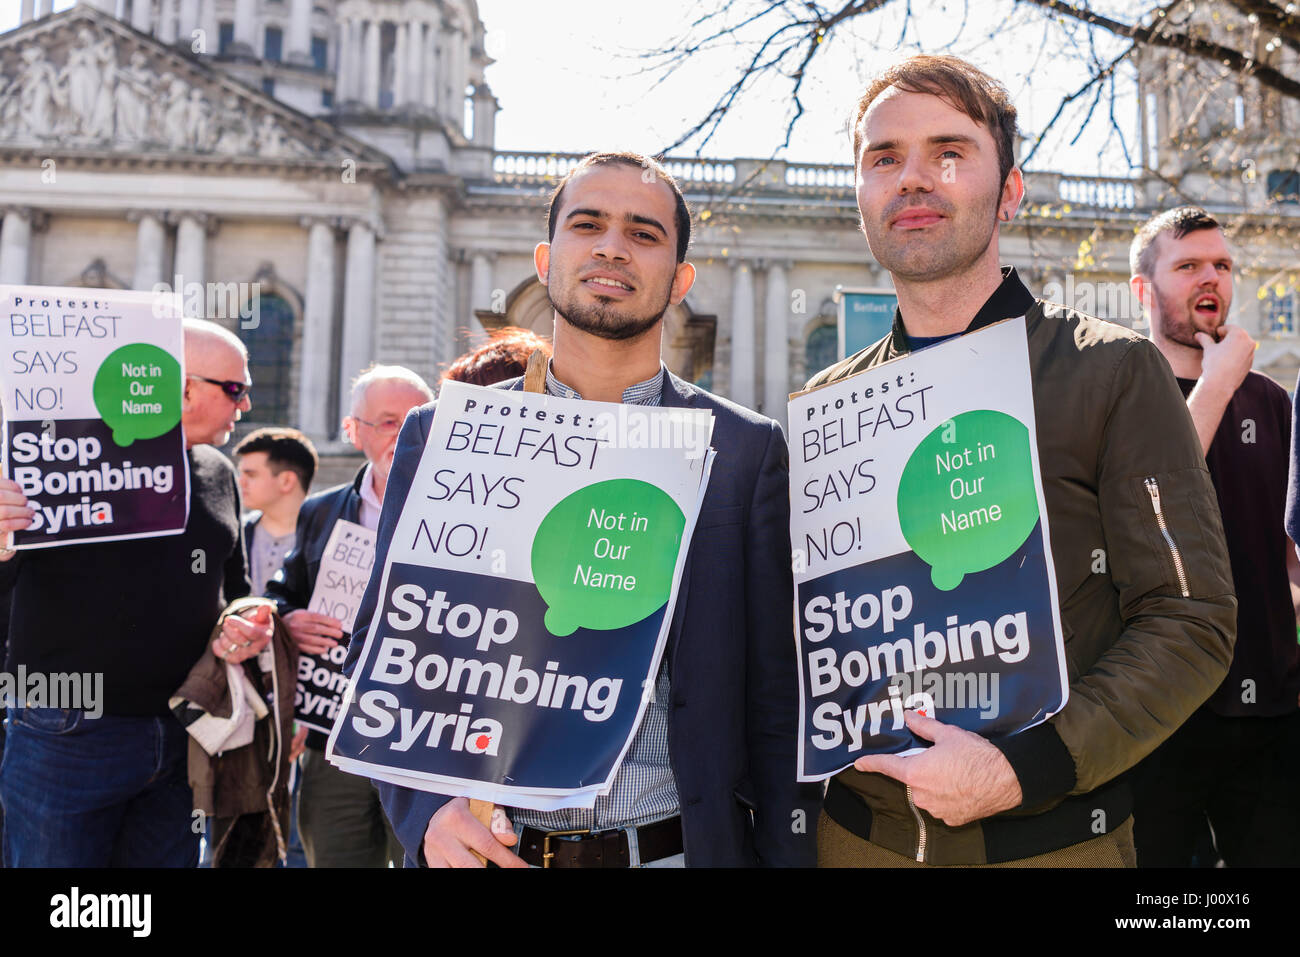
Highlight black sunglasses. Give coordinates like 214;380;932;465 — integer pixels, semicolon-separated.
187;374;251;404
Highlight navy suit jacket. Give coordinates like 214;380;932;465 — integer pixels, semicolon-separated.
343;371;822;866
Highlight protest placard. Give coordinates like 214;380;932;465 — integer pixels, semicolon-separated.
789;317;1068;780
295;519;375;733
0;285;189;547
327;381;714;810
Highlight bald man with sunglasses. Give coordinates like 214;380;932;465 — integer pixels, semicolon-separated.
265;364;434;867
0;318;270;867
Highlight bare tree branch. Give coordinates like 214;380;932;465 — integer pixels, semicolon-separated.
643;0;1299;180
1221;0;1300;55
1021;0;1300;100
656;0;895;154
1020;45;1133;168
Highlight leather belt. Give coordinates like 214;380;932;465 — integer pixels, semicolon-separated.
517;816;683;868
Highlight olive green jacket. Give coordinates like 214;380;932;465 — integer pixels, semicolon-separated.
808;277;1236;864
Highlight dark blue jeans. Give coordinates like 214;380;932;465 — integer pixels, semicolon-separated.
0;708;199;867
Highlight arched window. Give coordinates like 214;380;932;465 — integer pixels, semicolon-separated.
240;292;295;425
806;324;839;376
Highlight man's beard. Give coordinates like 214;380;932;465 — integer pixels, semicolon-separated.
547;285;670;342
1153;282;1222;350
864;192;997;283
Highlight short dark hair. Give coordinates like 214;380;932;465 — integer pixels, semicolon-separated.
852;54;1019;190
546;151;692;263
233;427;318;493
442;327;553;387
1130;206;1223;277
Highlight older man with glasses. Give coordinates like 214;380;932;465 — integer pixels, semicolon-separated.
0;318;270;867
265;363;434;867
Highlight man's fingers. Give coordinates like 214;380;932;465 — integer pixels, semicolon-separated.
854;751;912;782
466;826;527;867
293;618;343;639
245;604;272;623
490;807;517;845
287;619;340;642
1194;331;1215;349
428;840;484;869
224;615;260;636
297;611;344;633
903;709;948;741
296;637;337;655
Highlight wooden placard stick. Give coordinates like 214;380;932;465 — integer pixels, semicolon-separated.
468;348;549;861
522;346;547;395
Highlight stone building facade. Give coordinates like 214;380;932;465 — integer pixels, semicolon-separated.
1;2;1297;482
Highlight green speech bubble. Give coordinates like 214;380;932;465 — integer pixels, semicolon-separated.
532;479;686;637
92;343;182;447
897;410;1039;591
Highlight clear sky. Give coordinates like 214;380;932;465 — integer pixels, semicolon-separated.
3;0;1138;175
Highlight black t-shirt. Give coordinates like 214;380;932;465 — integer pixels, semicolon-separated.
1178;371;1300;716
4;445;251;716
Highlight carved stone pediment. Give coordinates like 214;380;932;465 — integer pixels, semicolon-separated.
0;6;387;167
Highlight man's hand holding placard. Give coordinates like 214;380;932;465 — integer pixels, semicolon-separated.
0;476;34;560
284;608;343;656
854;710;1023;827
423;798;526;869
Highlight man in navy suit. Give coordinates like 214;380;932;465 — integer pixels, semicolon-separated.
344;151;820;867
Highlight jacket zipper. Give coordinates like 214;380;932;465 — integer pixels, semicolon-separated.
905;785;927;863
1144;477;1190;598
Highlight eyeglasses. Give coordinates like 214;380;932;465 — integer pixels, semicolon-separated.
351;415;405;436
187;375;251;404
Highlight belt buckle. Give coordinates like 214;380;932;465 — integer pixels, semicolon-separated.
541;828;591;868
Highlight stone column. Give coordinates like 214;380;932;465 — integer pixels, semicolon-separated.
174;213;211;294
198;0;219;55
130;0;153;33
471;84;497;147
469;251;494;334
299;218;337;439
407;21;425;110
288;0;313;65
392;22;408;107
438;23;457;123
1238;274;1265;338
363;20;381;109
730;260;756;408
0;209;33;285
450;27;467;124
763;261;791;423
339;220;376;421
233;0;257;54
335;19;355;101
131;212;167;291
20;0;36;24
158;0;178;44
36;0;54;18
178;0;200;41
423;23;438;110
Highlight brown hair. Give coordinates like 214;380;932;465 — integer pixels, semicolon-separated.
852;55;1019;189
546;151;692;263
1130;206;1223;277
442;327;553;387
